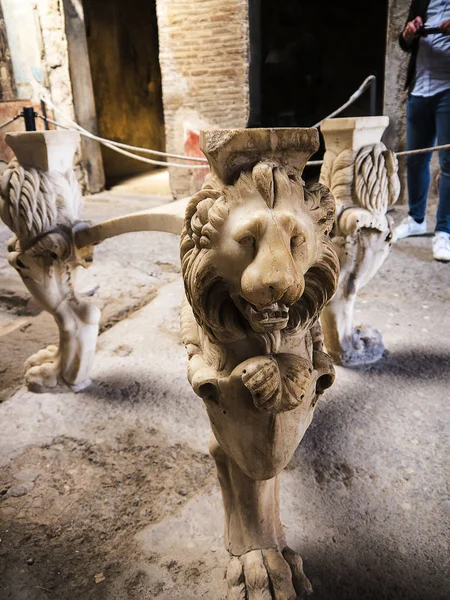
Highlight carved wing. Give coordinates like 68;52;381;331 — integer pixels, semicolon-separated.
320;149;355;209
354;143;400;215
0;160;82;244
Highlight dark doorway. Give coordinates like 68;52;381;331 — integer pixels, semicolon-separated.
82;0;165;184
249;0;389;129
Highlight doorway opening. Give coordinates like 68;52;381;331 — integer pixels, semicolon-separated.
249;0;389;130
82;0;165;186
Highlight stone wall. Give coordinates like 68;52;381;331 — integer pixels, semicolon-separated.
156;0;250;198
34;0;75;122
383;0;410;202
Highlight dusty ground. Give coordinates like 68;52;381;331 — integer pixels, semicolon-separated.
0;190;449;600
0;191;177;402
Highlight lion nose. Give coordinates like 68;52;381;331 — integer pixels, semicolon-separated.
241;245;304;309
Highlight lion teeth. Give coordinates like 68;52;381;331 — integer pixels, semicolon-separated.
241;298;290;324
259;310;288;321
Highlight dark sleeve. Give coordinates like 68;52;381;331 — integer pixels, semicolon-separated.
398;0;419;53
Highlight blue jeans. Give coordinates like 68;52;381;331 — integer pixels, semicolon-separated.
406;89;450;234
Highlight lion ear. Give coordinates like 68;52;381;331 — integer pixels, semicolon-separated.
305;183;336;235
183;188;221;244
252;162;275;208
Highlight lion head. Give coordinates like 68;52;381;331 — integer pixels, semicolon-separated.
181;161;340;349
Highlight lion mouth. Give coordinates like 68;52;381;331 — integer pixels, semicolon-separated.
235;297;290;332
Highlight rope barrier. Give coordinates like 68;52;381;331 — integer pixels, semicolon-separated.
0;114;21;130
35;115;209;169
304;143;450;167
3;83;449;170
396;142;450;156
40;97;208;163
26;114;450;169
312;75;376;128
36;76;376;169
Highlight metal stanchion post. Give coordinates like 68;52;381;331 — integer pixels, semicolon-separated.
40;100;50;130
370;75;377;116
22;107;37;131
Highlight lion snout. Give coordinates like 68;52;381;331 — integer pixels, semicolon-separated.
241;269;305;310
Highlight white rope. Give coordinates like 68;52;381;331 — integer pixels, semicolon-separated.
36;115;71;130
38;115;209;169
36;83;450;170
37;77;376;170
39;114;324;169
41;76;376;160
305;143;450;166
396;142;450;156
40;97;208;163
0;114;21;130
32;113;450;169
313;75;376;128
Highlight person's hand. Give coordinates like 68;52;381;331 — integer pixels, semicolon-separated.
403;16;424;45
439;19;450;34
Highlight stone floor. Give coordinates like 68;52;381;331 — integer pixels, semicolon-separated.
0;192;449;600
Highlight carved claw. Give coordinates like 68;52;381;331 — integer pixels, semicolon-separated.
24;345;61;391
277;355;313;411
339;207;387;237
23;342;94;392
241;357;282;411
226;548;312;600
282;547;313;598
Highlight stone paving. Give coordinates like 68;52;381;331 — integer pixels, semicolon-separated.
0;194;448;600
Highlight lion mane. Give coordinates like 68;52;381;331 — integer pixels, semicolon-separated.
181;161;340;351
0;160;82;259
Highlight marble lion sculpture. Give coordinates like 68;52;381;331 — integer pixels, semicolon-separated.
180;129;340;599
320;141;401;365
0;159;99;391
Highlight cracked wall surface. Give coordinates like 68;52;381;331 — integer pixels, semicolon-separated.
0;0;87;188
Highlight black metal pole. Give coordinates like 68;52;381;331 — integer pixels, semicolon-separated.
370;75;377;116
23;107;37;131
40;100;49;130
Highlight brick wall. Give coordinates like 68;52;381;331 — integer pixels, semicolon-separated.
156;0;250;198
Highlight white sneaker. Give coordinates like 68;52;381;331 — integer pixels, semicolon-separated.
395;216;428;239
433;232;450;262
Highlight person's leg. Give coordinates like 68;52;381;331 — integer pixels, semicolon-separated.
406;94;437;222
435;89;450;234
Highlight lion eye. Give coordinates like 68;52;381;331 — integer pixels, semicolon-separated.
238;235;255;248
290;235;305;251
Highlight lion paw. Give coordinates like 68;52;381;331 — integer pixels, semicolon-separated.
340;326;384;366
226;547;312;600
25;345;59;369
24;345;61;391
241;357;282;411
339;207;386;236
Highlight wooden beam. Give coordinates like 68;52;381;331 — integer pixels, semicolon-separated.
62;0;105;194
